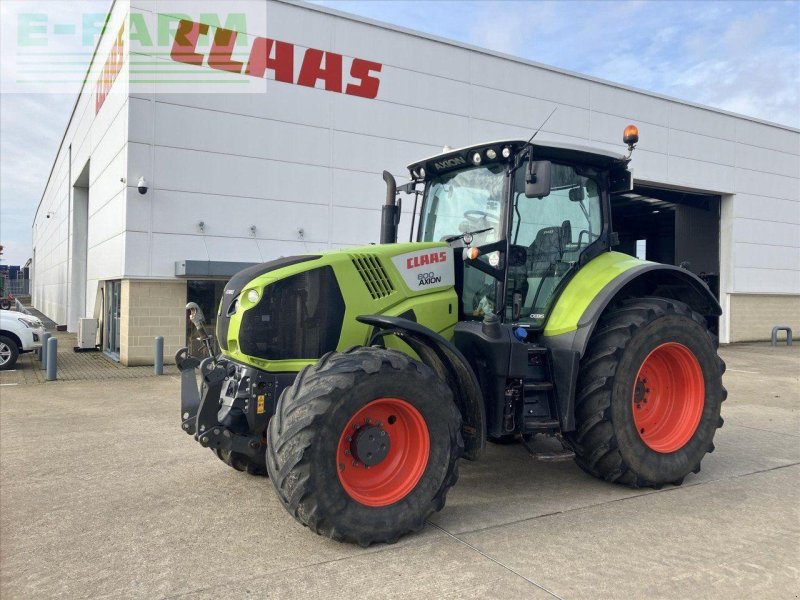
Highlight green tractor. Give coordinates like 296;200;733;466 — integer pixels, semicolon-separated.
177;125;725;546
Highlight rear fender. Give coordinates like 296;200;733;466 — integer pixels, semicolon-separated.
357;315;486;460
542;261;721;431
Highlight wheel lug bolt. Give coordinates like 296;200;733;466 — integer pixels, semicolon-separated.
346;436;352;442
352;460;358;467
344;450;351;456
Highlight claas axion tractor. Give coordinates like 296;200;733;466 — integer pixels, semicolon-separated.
178;124;726;546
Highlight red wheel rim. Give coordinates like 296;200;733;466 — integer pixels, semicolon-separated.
336;398;430;507
632;342;705;453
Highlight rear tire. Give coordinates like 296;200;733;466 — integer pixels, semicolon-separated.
0;336;19;370
212;448;268;476
568;297;726;488
266;346;463;546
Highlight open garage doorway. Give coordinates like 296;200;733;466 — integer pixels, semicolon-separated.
612;185;721;299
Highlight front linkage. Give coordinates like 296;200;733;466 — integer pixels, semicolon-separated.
177;304;294;466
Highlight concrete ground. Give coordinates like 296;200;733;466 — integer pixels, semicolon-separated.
0;343;798;599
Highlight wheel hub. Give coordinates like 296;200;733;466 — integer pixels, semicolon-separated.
351;424;390;466
632;342;705;453
633;380;647;404
336;397;430;507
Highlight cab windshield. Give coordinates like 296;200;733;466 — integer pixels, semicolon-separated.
418;164;505;246
415;158;604;327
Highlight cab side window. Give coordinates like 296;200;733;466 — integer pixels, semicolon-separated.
509;164;602;325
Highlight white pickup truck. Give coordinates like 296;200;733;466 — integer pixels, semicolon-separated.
0;310;45;370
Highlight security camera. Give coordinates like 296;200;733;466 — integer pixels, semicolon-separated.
137;176;148;195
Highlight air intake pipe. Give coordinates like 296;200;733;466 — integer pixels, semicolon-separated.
380;170;401;244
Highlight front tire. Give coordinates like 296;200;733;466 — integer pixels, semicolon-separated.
212;448;268;476
0;336;19;370
266;346;463;546
568;297;726;488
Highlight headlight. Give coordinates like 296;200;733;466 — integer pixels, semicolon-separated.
18;318;40;328
246;289;260;304
471;152;482;165
486;148;497;160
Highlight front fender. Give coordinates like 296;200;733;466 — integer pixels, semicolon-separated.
357;315;486;461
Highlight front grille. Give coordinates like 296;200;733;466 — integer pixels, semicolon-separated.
351;254;395;299
238;266;345;361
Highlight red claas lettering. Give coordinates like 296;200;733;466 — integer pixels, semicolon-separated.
171;20;382;99
406;251;448;269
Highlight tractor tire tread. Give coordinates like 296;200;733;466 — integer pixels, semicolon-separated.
266;346;463;546
568;297;725;489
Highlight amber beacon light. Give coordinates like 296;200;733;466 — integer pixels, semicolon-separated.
623;124;639;146
623;124;639;158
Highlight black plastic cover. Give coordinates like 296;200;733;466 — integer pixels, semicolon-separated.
239;266;345;360
216;255;320;350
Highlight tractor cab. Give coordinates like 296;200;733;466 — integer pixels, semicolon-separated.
400;139;633;330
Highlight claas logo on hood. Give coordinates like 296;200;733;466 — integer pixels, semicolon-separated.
406;251;448;270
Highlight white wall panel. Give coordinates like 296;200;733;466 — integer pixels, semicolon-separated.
591;84;671;125
667;155;735;193
331;93;470;147
153;102;332;166
471;87;590;140
735;119;800;156
734;168;800;202
330;206;381;245
326;9;472;82
331;131;438;177
86;232;125;281
734;267;800;294
469;54;592;109
668;128;736;166
732;218;800;247
733;195;800;225
733;242;800;271
735;143;800;179
124;231;151;277
150;190;331;243
667;103;738;142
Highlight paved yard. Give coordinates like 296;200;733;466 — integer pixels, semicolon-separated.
0;335;177;387
0;343;798;599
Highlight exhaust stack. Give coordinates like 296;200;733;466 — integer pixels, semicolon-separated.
380;170;400;244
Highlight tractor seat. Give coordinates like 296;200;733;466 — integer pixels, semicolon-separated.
527;226;563;277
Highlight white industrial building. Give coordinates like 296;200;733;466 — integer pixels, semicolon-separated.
31;0;800;365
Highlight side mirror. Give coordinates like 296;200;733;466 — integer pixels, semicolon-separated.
525;160;552;198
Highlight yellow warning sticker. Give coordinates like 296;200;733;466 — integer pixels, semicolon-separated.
257;395;266;414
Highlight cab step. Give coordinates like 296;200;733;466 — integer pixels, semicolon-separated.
520;435;576;462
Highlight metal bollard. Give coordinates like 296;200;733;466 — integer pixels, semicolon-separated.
41;332;51;367
154;336;164;375
46;337;58;381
